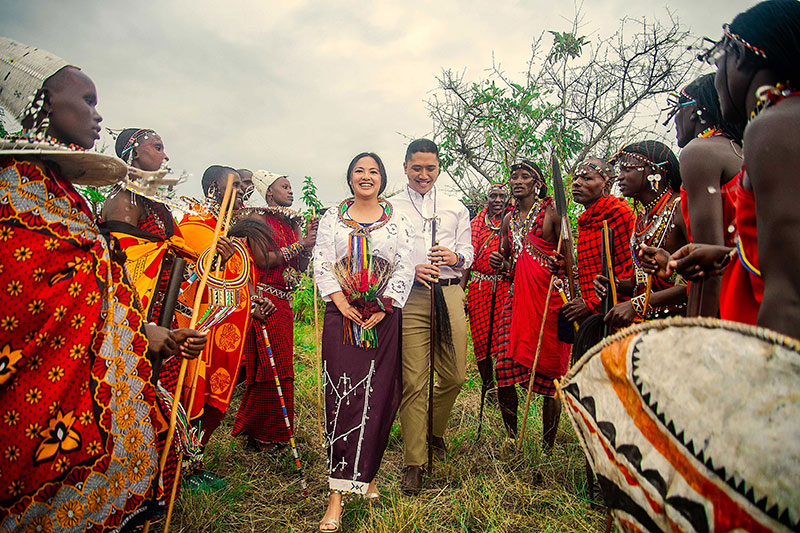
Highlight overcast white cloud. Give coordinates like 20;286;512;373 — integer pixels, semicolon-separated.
1;0;754;206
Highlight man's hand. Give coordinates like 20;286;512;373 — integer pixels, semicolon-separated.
427;245;457;267
170;328;207;359
563;298;591;322
251;296;278;324
604;301;637;329
217;236;236;262
593;274;611;299
488;251;505;271
638;244;671;279
547;252;566;276
415;263;441;289
668;244;734;281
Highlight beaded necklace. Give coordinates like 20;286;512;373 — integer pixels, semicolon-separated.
698;126;723;138
510;200;544;264
484;210;502;232
750;83;800;122
631;189;680;289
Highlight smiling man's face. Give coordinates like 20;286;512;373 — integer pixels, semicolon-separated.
404;151;439;195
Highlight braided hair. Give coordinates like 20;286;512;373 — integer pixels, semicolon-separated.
616;141;681;192
728;0;800;85
228;219;277;259
681;74;744;144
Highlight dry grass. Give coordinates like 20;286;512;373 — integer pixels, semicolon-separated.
168;323;608;532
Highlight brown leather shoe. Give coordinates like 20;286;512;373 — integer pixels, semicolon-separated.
401;465;423;495
429;436;447;461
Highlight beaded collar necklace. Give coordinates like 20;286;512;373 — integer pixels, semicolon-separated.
698;126;723;138
484;210;502;232
337;198;392;233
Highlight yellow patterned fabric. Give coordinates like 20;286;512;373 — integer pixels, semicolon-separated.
0;157;160;531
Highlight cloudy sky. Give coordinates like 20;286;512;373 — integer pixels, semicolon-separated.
2;0;753;207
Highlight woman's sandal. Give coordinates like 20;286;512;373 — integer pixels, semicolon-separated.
319;491;344;532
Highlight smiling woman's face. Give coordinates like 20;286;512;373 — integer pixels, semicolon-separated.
349;156;382;201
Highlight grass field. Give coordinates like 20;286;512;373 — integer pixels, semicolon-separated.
170;323;608;532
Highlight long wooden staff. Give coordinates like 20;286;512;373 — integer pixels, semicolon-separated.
516;232;564;454
427;217;438;473
642;275;653;317
185;186;237;420
144;176;233;533
602;221;617;306
312;208;324;446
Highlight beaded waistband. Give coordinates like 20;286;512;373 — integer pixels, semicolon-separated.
256;283;294;303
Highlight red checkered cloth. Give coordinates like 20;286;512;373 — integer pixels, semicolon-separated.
576;195;635;313
468;208;511;361
231;272;295;443
493;285;558;397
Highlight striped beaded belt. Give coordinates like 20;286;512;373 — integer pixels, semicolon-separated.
256;283;294;303
470;271;501;283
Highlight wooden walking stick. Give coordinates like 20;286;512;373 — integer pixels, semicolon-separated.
185;186;237;421
427;216;438;473
311;208;324;446
516;233;563;454
143;175;234;533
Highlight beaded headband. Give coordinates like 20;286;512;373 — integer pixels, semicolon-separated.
510;161;542;180
487;182;507;193
118;129;155;161
612;150;667;170
723;23;767;59
576;161;614;181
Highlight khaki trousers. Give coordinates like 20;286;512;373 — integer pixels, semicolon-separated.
399;283;468;466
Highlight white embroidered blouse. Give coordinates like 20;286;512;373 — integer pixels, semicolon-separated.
313;199;416;307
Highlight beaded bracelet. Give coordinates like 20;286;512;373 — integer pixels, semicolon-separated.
454;252;466;269
280;242;304;263
630;294;647;319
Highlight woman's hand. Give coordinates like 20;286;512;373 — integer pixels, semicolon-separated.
638;244;671;279
170;328;207;359
668;244;734;281
604;301;636;329
330;292;363;326
251;296;278;324
362;311;386;330
301;216;319;250
216;236;236;262
145;324;176;360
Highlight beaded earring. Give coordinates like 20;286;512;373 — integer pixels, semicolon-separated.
647;169;661;191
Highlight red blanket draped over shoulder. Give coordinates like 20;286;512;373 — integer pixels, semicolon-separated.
177;207;253;420
576;195;635;313
0;157;160;531
509;198;570;378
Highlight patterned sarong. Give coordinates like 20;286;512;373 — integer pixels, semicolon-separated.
0;157;160;531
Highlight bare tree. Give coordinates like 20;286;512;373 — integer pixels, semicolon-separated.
427;10;698;206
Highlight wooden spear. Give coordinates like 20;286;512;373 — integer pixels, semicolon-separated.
156;175;234;533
